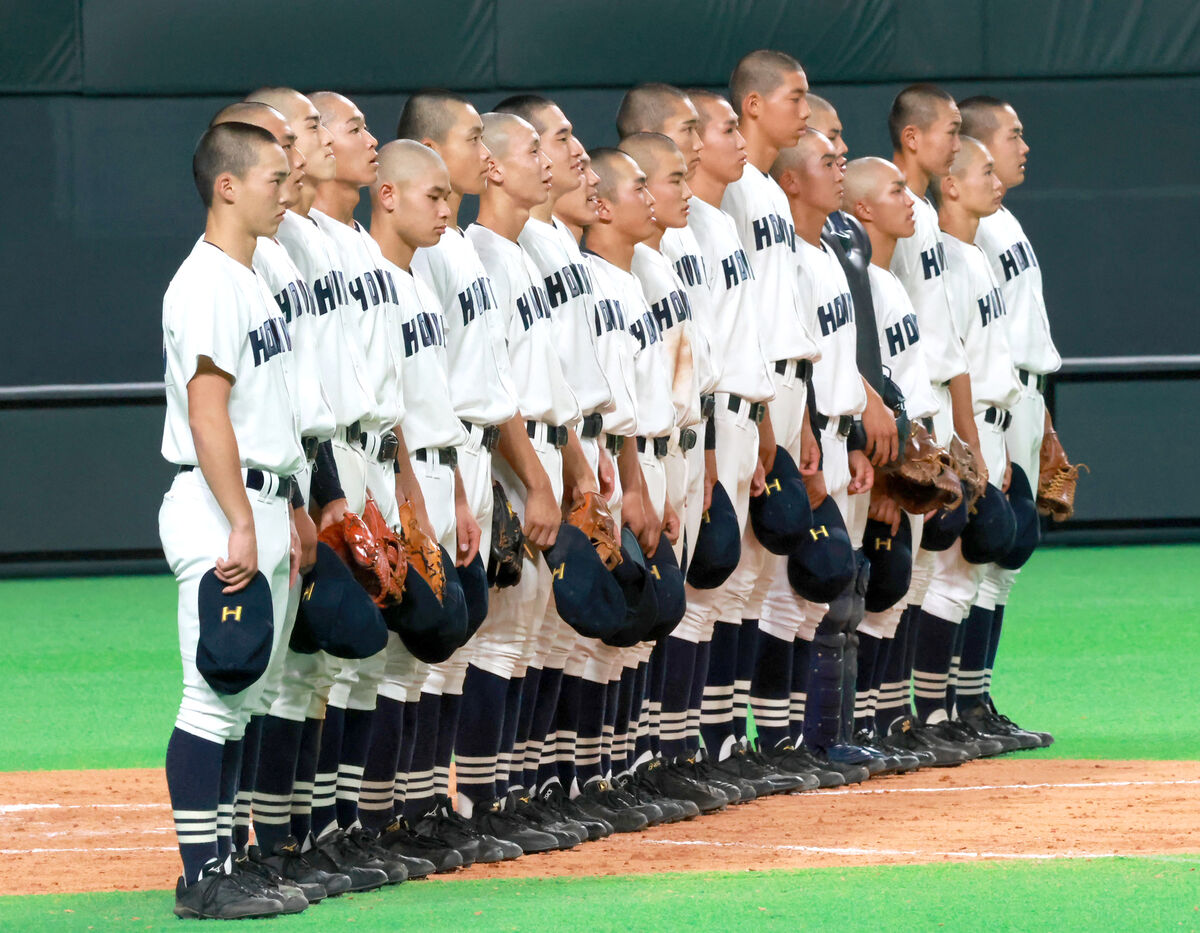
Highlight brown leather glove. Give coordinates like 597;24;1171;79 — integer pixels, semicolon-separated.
567;490;622;570
947;435;987;511
397;498;446;600
1037;428;1088;521
318;498;405;607
880;421;964;514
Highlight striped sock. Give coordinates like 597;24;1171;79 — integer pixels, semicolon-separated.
335;707;374;829
166;727;223;884
659;636;696;760
647;642;666;759
700;620;739;760
525;666;563;791
310;705;343;839
600;672;619;778
289;717;322;842
685;640;710;753
956;604;994;714
573;678;607;790
732;619;758;745
359;696;403;832
252;715;303;853
945;620;968;719
912;610;958;725
789;636;810;742
552;674;581;791
216;738;241;858
983;604;1006;701
632;661;653;768
455;665;508;814
402;692;440;822
854;633;882;735
233;715;262;851
433;691;461;798
749;631;792;750
494;675;524;796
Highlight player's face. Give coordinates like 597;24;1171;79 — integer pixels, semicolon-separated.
646;150;691;230
917;101;962;176
437;103;490;197
797;138;844;216
556;155;600;227
957;149;1004;218
539;104;584;197
807;108;849;166
326;100;379;186
290;97;336;184
237;143;291;238
698;98;747;185
986;105;1029;190
610;163;658;242
659;98;704;178
759;70;810;149
869;170;916;239
253;112;306;211
393;164;453;249
500;126;553;208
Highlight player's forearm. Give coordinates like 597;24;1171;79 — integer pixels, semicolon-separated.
188;386;253;533
496;414;554;495
948;373;981;447
454;467;468;510
616;441;645;500
561;431;599;500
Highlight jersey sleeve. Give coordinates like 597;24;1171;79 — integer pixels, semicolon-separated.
164;268;245;384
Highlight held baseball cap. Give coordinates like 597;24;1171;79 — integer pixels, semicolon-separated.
382;546;470;664
686;481;740;589
642;533;687;642
961;484;1018;565
196;568;274;696
290;542;389;659
921;484;970;551
749;447;814;555
602;528;659;648
996;464;1042;571
457;552;490;637
786;496;856;603
544;523;626;640
863;515;913;613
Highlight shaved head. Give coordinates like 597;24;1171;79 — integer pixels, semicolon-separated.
309;91;351;123
888;83;956;150
481;111;535;161
210;101;287;131
807;93;834;116
948;135;989;177
730;48;804;116
957;95;1009;141
589;147;641;201
245;87;310;123
616;83;692;138
842;156;901;210
495;94;555;134
770;128;832;181
374;139;446;188
192;122;280;208
396;88;473;143
618;132;681;176
684;88;728;130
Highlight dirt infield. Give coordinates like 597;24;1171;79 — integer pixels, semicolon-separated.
2;759;1198;896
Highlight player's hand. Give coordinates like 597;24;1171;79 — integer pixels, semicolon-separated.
803;471;828;511
757;426;777;475
848;449;874;494
293;505;318;576
750;460;766;497
524;481;560;550
318;497;349;531
622;488;649;553
288;518;301;589
662;499;681;545
799;421;821;475
704;448;717;511
868;481;902;535
455;497;481;567
639;487;662;556
217;524;258;594
597;449;617;500
970;442;990;488
1002;453;1013;493
862;393;898;466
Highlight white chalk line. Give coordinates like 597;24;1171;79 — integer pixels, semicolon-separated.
0;846;177;855
811;778;1200;797
643;840;1200;863
0;803;168;815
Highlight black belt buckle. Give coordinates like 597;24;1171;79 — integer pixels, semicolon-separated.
379;431;400;461
700;394;715;419
798;360;813;383
344;420;363;446
553;424;568;448
418;447;459;470
301;436;319;462
814;413;829;432
774;359;789;376
749;402;766;424
605;434;625;455
985;407;1012;430
838;415;853;438
581;412;604;439
481;424;501;452
654;436;669;458
679;428;697;452
245;468;292;499
1020;369;1047;393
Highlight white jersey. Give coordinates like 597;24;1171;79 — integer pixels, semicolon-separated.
274;211;377;431
868;265;939;421
660;225;719;395
890;190;968;386
466;223;581;427
311;210;404;432
588;254;674;439
583;254;640;437
722;166;820;363
252;235;337;441
631;242;702;429
941;232;1021;413
798;239;867;418
412;227;519;427
685;197;775;402
520;217;613;416
975;207;1061;375
162;239;304;476
383;260;470;453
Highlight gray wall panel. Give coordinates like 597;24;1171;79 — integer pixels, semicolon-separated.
0;0;81;92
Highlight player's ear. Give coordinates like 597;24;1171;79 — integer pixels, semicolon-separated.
776;168;799;197
852;198;871;222
213;172;238;205
742;92;761;120
939;173;957;202
376;181;396;211
901;123;919;155
485;156;503;185
594;196;615;224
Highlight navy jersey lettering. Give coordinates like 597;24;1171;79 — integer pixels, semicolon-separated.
401;310;446;357
920;242;946;280
751;212;796;252
998;240;1039;282
816;292;854;337
672;254;703;288
977;286;1006;327
884;312;921;357
515;285;553;330
594;298;625;337
720;249;753;290
249;315;294;366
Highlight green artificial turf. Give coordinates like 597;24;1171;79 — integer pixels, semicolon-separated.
0;544;1197;771
1;858;1197;931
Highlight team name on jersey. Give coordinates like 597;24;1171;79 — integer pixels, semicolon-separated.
541;262;593;308
273;278;316;324
457;275;497;327
515;285;553;330
816;291;854;337
884;312;921;357
627;308;660;350
977;286;1007;326
649;289;691;333
751;212;796;252
594;298;626;337
401;310;446;357
347;266;399;312
921;242;947;280
249;315;294;366
672;253;704;288
998;240;1039;282
719;248;753;290
311;269;348;315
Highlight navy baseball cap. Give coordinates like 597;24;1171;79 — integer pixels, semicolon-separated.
643;534;687;642
603;529;659;648
291;542;388;659
786;496;856;603
196;568;274;696
457;552;490;637
544;523;625;640
749;447;813;555
961;484;1018;565
686;481;740;589
863;515;913;613
921;485;970;551
996;464;1042;571
383;546;470;664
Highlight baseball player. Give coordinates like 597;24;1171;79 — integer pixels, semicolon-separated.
161;121;302;919
957;96;1058;747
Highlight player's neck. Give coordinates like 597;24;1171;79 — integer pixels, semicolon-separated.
312;180;362;226
369;220;416;272
560;219;584;244
789;199;827;248
447;189;465;227
475;192;530;243
743;127;780;175
203;214;257;269
893;152;930;198
938;205;979;244
587;225;636;272
529;196;557;224
867;229;897;269
689;168;728;208
642;225;666;250
292;183;318;218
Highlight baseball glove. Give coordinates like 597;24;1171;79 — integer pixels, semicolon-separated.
1037;428;1088;521
318;498;406;608
567;490;622;571
947;435;987;510
396;499;446;601
489;482;525;588
880;421;963;514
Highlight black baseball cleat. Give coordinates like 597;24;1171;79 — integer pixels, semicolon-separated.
415;795;522;863
511;790;587;847
344;825;412;883
885;717;971;767
760;739;844;789
538;783;613;840
574;779;650;833
304;829;389;892
852;730;921;774
377;818;459;875
927;720;1001;758
233;845;310;913
174;858;284;920
637;756;727;814
262;835;350;899
801;745;871;785
609;774;670;825
470;795;561;854
692;750;755;804
982;699;1054;747
952;711;1025;753
741;740;820;792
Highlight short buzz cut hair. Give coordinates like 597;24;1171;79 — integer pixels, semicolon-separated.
396;88;473;143
957;95;1010;142
615;83;691;139
589;146;639;201
192;122;279;208
685;88;729;131
888;83;956;150
729;49;803;117
494;94;555;134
